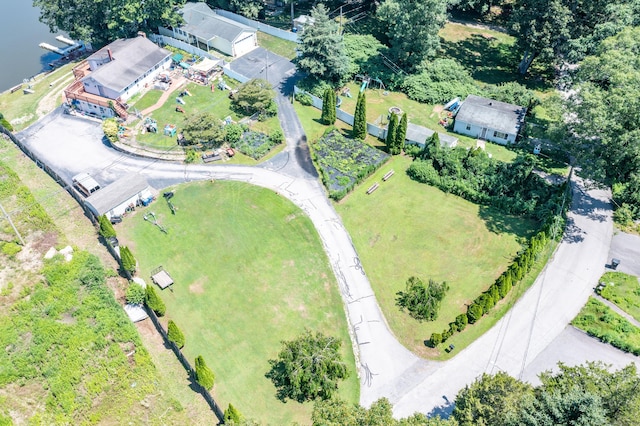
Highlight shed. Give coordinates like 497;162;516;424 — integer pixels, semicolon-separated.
85;173;153;220
405;123;458;149
453;95;526;145
124;304;149;322
164;2;258;57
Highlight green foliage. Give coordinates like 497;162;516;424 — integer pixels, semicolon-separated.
485;82;537;109
386;113;398;153
430;332;442;347
182;112;225;148
1;242;22;258
230;0;262;19
224;403;243;424
194;355;215;390
401;59;479;104
98;214;116;239
321;88;337;125
231;131;278;159
184;148;200;164
377;0;448;72
343;34;385;77
455;313;468;331
0;117;13;131
167;320;185;349
352;91;367;140
266;330;348;402
296;4;350;85
295;92;313;106
231;79;276;117
225;123;243;144
119;246;136;274
466;303;484;324
145;285;166;317
396;277;449;322
268;129;284;145
597;272;640;322
395;113;407;155
125;282;146;305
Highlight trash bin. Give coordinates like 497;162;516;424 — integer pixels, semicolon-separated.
611;258;620;270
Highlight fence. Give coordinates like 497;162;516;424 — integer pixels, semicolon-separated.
293;86;387;139
223;65;250;83
1;123;225;423
150;34;224;62
214;9;299;43
145;305;225;422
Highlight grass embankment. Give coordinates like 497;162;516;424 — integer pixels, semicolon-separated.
335;155;538;358
118;181;359;425
598;272;640;322
257;31;298;60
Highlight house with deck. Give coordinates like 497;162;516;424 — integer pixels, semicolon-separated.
453;95;526;145
159;2;257;57
64;35;172;119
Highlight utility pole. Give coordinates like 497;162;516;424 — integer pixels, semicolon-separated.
339;6;343;35
0;202;25;246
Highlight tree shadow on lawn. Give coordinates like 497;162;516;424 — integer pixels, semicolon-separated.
478;204;535;238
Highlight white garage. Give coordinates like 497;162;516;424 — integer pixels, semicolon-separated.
85;173;154;220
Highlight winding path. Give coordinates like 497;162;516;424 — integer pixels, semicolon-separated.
15;49;626;418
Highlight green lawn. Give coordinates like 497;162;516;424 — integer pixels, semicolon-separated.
118;181;358;424
257;31;298;60
335;155;537;358
598;272;640;322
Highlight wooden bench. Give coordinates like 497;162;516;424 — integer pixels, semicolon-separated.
9;84;22;94
382;170;395;181
366;183;379;194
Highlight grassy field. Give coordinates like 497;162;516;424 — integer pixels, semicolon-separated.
598;272;640;322
573;298;640;355
257;31;298;60
335;155;538;358
132;80;282;151
118;181;359;424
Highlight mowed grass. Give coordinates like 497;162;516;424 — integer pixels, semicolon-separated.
257;31;298;60
118;181;358;424
335;155;537;358
598;272;640;322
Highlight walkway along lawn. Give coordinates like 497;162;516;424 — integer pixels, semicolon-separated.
335;155;539;358
117;181;358;425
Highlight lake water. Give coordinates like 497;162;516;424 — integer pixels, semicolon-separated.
0;0;67;92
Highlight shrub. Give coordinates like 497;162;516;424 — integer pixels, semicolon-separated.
321;87;336;125
184;148;200;164
231;78;276;116
167;320;185;349
119;246;136;274
0;117;13;131
455;313;468;331
125;282;146;305
402;59;479;104
467;303;484;324
295;92;313;106
268;129;284;144
1;242;22;258
195;355;215;390
485;81;537;108
98;215;116;238
145;285;166;316
102;118;119;143
224;403;243;424
396;277;449;322
225;123;243;144
430;332;442;347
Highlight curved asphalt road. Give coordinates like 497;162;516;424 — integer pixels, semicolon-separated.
16;49;627;418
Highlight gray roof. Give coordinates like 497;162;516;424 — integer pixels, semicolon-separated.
86;173;151;216
406;123;458;148
84;37;171;93
180;2;256;43
455;95;526;136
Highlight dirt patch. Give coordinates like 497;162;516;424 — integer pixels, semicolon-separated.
432;105;444;114
57;312;77;325
0;381;47;424
282;259;295;268
188;279;206;294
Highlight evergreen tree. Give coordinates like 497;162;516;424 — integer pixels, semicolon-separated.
386;113;398;153
321;88;336;125
145;285;166;316
395;112;408;154
119;246;136;274
352;91;367;140
195;355;215;390
224;403;243;424
167;320;185;349
98;214;116;238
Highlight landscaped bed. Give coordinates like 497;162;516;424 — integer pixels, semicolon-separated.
117;181;358;425
312;130;389;200
596;272;640;322
232;130;279;159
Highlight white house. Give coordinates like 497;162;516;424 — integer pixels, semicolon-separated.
159;2;257;57
85;173;154;220
453;95;526;145
65;35;172;118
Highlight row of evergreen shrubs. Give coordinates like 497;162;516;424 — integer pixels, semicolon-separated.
430;229;551;347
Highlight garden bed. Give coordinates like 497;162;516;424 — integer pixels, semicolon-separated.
311;130;389;200
232;131;278;159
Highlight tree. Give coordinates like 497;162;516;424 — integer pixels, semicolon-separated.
396;277;449;322
230;0;263;19
266;330;349;402
466;303;484;324
0;112;13;131
224;403;243;424
98;214;116;239
182;112;225;148
145;284;166;316
231;79;276;116
119;246;136;274
102;118;119;143
352;91;367;140
167;320;185;349
453;372;534;426
125;282;146;304
34;0;185;48
395;113;407;154
430;332;442;347
386;113;398;153
513;388;609;426
377;0;448;71
195;355;215;390
296;4;350;85
321;88;336;125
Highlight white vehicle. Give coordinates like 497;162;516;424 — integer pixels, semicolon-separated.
72;173;101;197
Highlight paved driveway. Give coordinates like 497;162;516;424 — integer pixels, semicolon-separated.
608;231;640;277
231;47;295;87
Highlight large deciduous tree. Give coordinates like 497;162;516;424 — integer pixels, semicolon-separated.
34;0;185;48
266;330;348;402
182;112;225;147
395;277;449;322
296;4;350;85
231;78;276;116
376;0;447;72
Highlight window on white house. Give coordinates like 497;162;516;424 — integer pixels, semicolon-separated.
466;124;471;131
493;131;508;139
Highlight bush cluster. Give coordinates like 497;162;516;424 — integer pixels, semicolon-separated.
401;59;480;104
396;277;449;322
98;215;116;238
145;285;166;316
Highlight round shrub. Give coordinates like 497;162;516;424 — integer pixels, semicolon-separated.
430;332;442;347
